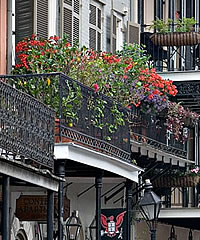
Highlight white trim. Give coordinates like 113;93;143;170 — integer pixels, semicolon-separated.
54;143;143;182
159;70;200;82
49;0;57;37
159;208;200;218
0;161;59;191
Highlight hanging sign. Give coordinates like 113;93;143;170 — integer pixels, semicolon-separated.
101;208;127;239
16;195;70;221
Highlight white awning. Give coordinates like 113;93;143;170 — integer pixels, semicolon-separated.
54;143;143;183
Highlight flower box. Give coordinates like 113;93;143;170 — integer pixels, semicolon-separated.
152;175;200;188
150;32;200;46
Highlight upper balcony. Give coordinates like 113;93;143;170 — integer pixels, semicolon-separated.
140;25;200;73
135;0;200;75
0;79;55;170
1;73;131;163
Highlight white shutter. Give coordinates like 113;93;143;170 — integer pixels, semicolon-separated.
36;0;49;39
63;0;80;45
89;1;102;51
127;22;140;45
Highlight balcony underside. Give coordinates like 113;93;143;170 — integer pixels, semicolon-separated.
131;139;192;167
54;142;142;182
160;208;200;230
0;155;59;191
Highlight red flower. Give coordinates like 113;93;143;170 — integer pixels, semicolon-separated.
93;83;99;93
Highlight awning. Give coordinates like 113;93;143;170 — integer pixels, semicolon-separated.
54;142;143;183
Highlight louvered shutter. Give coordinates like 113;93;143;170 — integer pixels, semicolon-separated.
15;0;34;45
36;0;49;39
89;2;102;51
110;12;117;53
63;0;80;45
127;22;140;44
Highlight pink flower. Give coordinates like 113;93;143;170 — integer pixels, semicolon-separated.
93;83;99;93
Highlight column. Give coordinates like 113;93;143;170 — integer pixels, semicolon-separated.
57;160;65;240
47;190;54;240
95;171;103;240
2;175;10;240
126;180;132;240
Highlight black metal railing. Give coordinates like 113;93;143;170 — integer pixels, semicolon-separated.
0;73;131;162
0;81;55;169
141;26;200;72
129;107;188;158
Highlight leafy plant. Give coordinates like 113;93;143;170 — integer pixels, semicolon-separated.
176;17;196;32
150;17;173;33
150;17;196;33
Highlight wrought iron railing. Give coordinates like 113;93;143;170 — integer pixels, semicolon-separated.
140;25;200;72
129;107;188;158
0;73;131;162
0;81;55;169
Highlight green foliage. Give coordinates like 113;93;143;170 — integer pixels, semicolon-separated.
150;17;196;33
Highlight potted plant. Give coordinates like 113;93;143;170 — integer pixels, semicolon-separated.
152;166;200;188
150;17;200;46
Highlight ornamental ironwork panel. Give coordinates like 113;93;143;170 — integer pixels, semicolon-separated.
1;73;130;162
129;107;187;158
0;81;55;169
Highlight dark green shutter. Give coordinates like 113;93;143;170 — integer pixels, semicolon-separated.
37;0;49;39
15;0;34;45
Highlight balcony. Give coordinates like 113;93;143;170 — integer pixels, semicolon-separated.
0;73;131;163
141;28;200;73
0;80;55;169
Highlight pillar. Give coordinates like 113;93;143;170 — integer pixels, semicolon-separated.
126;180;132;240
95;171;103;240
2;175;10;240
47;190;54;240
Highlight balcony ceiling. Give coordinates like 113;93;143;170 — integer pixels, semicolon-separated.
159;71;200;113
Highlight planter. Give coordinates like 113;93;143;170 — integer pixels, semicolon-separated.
150;32;200;46
152;175;200;188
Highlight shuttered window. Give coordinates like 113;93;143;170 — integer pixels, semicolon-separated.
89;1;102;51
36;0;49;39
15;0;34;45
15;0;49;44
63;0;80;45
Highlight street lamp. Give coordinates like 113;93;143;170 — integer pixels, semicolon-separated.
138;179;161;240
65;210;82;240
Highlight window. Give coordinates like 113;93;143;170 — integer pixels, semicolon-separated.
89;1;102;51
63;0;80;45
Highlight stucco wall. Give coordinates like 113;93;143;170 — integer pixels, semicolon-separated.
0;0;7;74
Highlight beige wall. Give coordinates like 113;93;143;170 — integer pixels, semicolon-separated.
136;221;200;240
0;0;7;74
